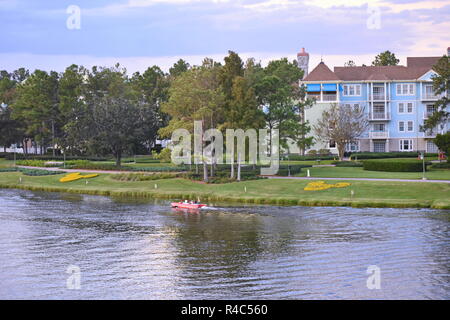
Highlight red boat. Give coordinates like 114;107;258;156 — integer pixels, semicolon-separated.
171;202;207;209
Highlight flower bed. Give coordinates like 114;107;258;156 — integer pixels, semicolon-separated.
304;181;351;191
60;173;99;183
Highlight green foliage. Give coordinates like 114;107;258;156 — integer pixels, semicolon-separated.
434;132;450;162
431;162;450;169
333;161;363;167
154;148;172;163
363;159;428;172
372;50;400;66
350;152;437;160
111;173;180;181
19;168;64;176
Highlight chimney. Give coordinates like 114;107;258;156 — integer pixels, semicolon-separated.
447;47;450;56
297;47;309;80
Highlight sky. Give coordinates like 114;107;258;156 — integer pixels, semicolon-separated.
1;0;449;73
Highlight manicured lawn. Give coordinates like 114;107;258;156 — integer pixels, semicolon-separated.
0;171;449;209
295;166;450;180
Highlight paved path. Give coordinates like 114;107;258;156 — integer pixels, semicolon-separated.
266;176;450;184
17;166;136;175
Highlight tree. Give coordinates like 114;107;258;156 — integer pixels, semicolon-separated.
11;70;60;154
313;103;369;160
344;60;356;67
434;132;450;163
372;50;400;66
169;59;190;78
90;95;149;166
160;60;225;182
422;55;449;131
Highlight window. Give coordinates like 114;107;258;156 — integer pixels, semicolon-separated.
407;121;414;132
346;141;360;152
343;84;361;96
399;121;405;132
398;102;414;114
396;83;415;96
426;140;439;153
400;139;413;151
373;123;385;132
329;141;336;148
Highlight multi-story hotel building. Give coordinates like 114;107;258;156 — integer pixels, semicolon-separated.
298;48;449;154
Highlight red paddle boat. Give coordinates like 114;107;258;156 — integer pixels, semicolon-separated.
171;202;207;210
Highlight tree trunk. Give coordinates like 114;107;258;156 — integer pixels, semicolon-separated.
237;152;241;181
115;150;122;167
51;119;55;157
337;143;345;161
203;161;208;183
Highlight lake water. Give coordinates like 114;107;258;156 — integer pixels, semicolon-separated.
0;189;448;300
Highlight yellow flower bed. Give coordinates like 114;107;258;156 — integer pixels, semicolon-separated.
60;173;99;183
304;181;351;191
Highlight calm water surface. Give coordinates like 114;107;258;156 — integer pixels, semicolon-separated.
0;189;448;299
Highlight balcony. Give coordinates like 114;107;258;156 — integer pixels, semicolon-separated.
369;111;391;121
422;92;443;101
307;93;337;102
369;131;389;139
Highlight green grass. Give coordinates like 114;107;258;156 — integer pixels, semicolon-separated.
0;171;449;209
295;166;450;180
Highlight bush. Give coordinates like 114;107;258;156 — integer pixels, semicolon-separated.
350;152;438;160
0;167;19;172
111;173;181;181
2;153;109;161
307;150;317;156
333;161;363;167
363;159;429;172
19;168;64;176
153;148;171;163
318;149;331;155
431;162;450;169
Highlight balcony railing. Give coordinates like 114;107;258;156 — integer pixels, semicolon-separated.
369;111;391;120
306;93;337;102
369;131;389;139
369;92;389;101
422;93;442;100
322;94;337;101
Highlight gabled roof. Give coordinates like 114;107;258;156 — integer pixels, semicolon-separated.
333;65;431;81
407;57;441;68
303;62;340;81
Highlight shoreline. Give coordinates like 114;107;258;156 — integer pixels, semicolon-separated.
1;174;449;210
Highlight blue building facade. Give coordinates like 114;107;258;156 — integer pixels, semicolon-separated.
299;49;449;154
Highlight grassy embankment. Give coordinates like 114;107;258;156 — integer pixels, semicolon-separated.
0;171;449;209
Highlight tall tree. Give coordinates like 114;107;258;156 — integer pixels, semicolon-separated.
372;50;400;66
314;104;369;160
422;55;449;131
169;59;190;78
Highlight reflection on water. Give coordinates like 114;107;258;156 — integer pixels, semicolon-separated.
0;189;448;299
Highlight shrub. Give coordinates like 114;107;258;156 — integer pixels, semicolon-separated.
363;159;428;172
318;148;331;155
3;154;109;161
111;173;180;181
19;168;64;176
153;148;171;163
333;161;363;167
0;167;19;173
349;152;438;160
307;150;317;156
431;162;450;169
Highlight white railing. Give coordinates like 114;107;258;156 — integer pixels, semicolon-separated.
369;131;389;139
422;93;442;100
369;111;391;120
322;94;337;101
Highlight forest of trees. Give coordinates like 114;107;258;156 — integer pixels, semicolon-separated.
0;51;314;166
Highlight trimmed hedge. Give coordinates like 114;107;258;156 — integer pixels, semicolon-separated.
2;153;109;161
333;161;363;167
350;152;438;160
363;159;429;172
431;162;450;169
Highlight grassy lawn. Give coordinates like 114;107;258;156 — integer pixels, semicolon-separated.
295;166;450;180
0;171;449;209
